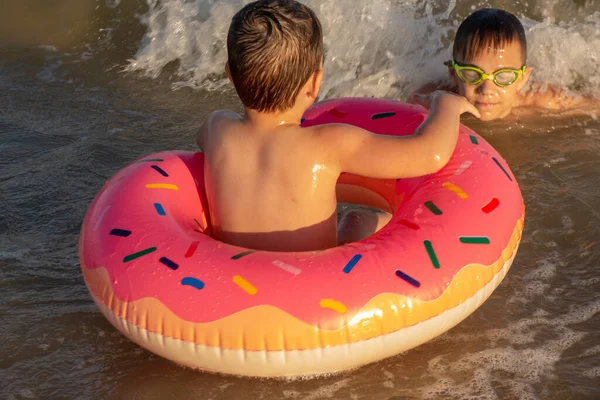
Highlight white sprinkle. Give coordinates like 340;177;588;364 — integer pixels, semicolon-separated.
454;160;472;175
272;260;302;275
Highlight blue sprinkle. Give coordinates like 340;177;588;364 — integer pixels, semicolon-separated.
154;203;166;216
300;117;306;123
395;270;421;288
110;228;131;237
151;165;169;177
492;157;513;181
181;277;205;290
160;257;179;270
343;254;362;273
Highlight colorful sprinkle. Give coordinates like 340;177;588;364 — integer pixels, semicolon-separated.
123;247;156;262
145;183;179;190
154;203;166;216
459;236;491;244
424;201;443;215
395;270;421;288
110;228;131;237
231;250;255;260
343;254;362;273
482;198;500;213
372;111;396;120
185;242;199;258
159;257;179;270
424;240;440;269
320;299;347;314
397;219;420;230
181;277;204;290
94;205;111;232
300;117;306;123
233;275;258;295
272;260;302;275
328;108;347;118
151;165;169;177
470;135;479;144
136;158;164;163
492;157;513;181
442;182;468;199
454;160;472;175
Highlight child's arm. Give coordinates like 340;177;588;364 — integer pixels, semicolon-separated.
518;85;598;111
328;91;479;179
197;120;209;152
197;110;241;151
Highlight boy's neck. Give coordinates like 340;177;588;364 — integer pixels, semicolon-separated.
244;106;307;130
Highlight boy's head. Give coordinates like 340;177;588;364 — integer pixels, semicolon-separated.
448;8;531;120
226;0;324;114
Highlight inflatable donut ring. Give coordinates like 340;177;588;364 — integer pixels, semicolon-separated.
79;98;524;377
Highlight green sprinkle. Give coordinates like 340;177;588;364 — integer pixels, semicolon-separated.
231;250;255;260
123;247;157;262
459;237;490;244
469;135;479;145
424;201;443;215
424;240;440;269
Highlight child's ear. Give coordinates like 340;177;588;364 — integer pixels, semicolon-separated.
448;66;457;86
225;61;233;84
517;66;532;91
309;68;323;100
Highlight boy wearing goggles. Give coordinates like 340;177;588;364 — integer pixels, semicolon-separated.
412;8;595;121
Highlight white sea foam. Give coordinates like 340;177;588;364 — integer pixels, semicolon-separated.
126;0;600;99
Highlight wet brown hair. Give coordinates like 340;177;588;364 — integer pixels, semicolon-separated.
227;0;323;113
453;8;527;64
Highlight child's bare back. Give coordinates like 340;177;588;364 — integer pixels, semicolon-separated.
201;114;340;251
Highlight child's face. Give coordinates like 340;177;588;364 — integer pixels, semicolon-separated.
450;41;530;121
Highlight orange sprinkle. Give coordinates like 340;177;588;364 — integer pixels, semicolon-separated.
145;183;179;190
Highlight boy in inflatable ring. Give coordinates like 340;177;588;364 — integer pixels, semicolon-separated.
410;8;598;121
197;0;479;252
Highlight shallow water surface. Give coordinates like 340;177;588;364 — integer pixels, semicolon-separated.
1;1;599;399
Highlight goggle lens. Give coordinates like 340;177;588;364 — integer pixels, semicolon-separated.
494;71;518;85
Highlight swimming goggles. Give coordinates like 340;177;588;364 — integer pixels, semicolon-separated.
444;60;526;87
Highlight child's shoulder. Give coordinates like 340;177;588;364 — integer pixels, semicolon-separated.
307;121;370;140
209;109;242;123
517;85;597;112
198;110;242;151
206;109;244;134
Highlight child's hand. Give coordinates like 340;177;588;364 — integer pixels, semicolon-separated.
411;91;481;119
